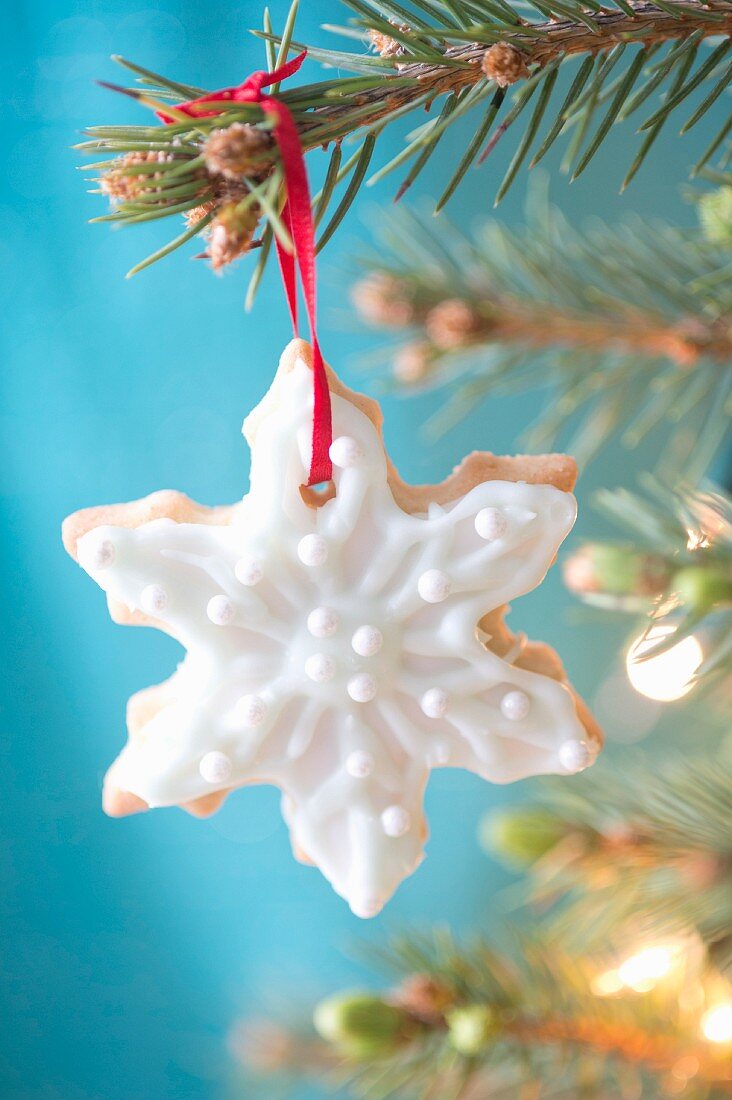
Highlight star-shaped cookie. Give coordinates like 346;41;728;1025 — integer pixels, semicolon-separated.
63;339;601;917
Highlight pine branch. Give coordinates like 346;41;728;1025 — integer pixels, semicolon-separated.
563;477;732;685
79;0;732;286
485;748;732;974
234;928;732;1097
350;193;732;475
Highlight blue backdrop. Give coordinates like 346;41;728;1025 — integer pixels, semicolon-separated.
1;3;719;1097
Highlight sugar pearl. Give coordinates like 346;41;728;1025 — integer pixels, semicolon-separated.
559;739;592;773
475;506;508;541
421;688;449;719
235;557;263;586
207;595;235;625
80;535;115;571
382;805;411;838
140;584;168;615
329;435;364;468
418;569;452;603
199;751;232;784
346;750;374;779
298;533;328;567
237;694;268;727
307;607;340;638
306;653;337;683
500;690;531;721
348;673;377;703
351;625;383;657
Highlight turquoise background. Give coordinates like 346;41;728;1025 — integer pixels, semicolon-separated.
1;3;722;1097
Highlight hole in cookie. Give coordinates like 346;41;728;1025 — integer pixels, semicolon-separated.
300;480;336;509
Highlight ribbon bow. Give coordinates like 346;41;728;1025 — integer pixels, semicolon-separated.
159;52;333;486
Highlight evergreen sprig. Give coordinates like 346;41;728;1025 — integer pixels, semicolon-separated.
485;749;732;974
563;477;732;683
237;927;732;1098
79;0;732;286
351;192;732;476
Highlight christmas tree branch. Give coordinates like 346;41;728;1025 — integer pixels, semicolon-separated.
235;929;732;1097
79;0;732;284
350;192;732;475
485;748;732;973
563;477;732;684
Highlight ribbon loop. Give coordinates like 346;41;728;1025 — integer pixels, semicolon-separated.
159;51;333;486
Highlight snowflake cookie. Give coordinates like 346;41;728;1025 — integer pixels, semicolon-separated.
63;339;602;917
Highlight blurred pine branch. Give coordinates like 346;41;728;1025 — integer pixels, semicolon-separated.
485;748;732;973
563;477;732;684
350;186;732;476
235;924;732;1097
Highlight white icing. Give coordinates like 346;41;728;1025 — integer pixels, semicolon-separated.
76;348;590;918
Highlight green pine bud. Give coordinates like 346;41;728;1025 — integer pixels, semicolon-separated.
481;806;565;867
699;187;732;245
673;565;732;613
314;991;405;1057
564;544;670;601
446;1005;496;1056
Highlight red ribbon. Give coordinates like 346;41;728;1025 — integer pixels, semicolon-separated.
158;51;333;486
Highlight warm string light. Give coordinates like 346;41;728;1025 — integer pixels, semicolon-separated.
701;1003;732;1044
592;944;682;997
626;624;703;702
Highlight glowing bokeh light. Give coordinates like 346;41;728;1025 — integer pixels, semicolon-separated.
626;625;703;702
701;1003;732;1044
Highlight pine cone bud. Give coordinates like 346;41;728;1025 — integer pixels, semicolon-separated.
203;123;273;181
369;24;409;59
314;991;405;1058
425;299;484;350
446;1006;496;1056
99;151;171;203
392;974;456;1024
208;201;260;271
394;341;434;385
699;186;732;245
481;43;530;87
184;181;248;230
563;543;671;600
351;272;415;327
481;807;566;867
673;564;732;613
184;200;217;228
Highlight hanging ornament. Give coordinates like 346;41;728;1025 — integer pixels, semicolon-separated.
63;339;602;917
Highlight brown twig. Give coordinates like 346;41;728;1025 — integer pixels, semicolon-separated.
296;0;732;151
